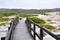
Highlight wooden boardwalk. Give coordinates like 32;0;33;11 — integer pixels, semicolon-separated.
12;18;33;40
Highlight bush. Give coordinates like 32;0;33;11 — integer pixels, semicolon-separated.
30;17;45;24
19;14;27;17
58;28;60;30
30;17;56;30
0;12;17;17
0;18;11;22
27;14;38;17
19;14;38;17
43;25;56;30
19;17;22;20
0;23;6;26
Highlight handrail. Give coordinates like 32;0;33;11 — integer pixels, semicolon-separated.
25;17;60;40
5;16;19;40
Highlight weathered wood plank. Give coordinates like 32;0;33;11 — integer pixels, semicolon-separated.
13;18;33;40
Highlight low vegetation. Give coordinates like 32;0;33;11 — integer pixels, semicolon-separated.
0;12;56;31
30;17;45;24
58;28;60;30
19;13;27;17
0;18;11;22
0;12;17;17
19;17;22;20
43;25;56;30
0;23;7;26
40;12;49;15
19;13;38;18
30;17;56;31
27;14;38;17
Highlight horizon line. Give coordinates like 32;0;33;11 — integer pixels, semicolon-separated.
0;7;60;10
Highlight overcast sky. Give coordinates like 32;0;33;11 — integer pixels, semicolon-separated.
0;0;60;9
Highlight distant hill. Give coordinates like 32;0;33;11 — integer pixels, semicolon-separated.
0;8;60;13
40;8;60;12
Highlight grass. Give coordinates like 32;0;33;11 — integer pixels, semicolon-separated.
30;17;45;24
0;12;17;26
19;14;27;17
27;14;38;17
58;28;60;30
0;18;11;26
30;17;56;30
47;19;51;21
43;25;56;30
41;13;49;15
19;17;22;20
0;18;11;22
19;13;38;18
0;23;7;26
0;12;17;17
0;12;56;31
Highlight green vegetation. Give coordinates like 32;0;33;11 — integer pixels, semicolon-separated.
0;12;17;26
19;13;38;18
34;11;48;15
40;12;49;15
0;12;17;17
58;28;60;30
43;25;56;30
41;13;49;15
30;17;45;24
19;17;22;20
30;17;56;30
3;12;17;16
0;11;55;30
47;19;51;21
19;13;27;17
27;14;38;17
0;23;7;26
0;18;11;22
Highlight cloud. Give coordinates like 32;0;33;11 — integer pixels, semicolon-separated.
0;0;59;9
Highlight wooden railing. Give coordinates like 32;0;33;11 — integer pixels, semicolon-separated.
25;17;60;40
5;16;19;40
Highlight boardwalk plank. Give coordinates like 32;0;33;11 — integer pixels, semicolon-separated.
13;18;33;40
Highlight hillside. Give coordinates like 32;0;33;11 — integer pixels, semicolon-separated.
0;8;60;13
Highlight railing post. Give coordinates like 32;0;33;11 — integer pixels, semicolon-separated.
29;22;31;33
8;22;12;31
5;17;19;40
56;35;60;40
8;27;10;31
40;28;43;40
56;38;59;40
26;17;60;40
27;18;31;33
34;24;36;40
1;37;5;40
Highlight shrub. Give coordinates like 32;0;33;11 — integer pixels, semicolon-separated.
58;28;60;30
30;17;56;30
0;12;17;17
19;14;27;17
19;17;22;20
0;23;6;26
27;14;38;17
0;18;11;22
43;25;56;30
30;17;45;24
